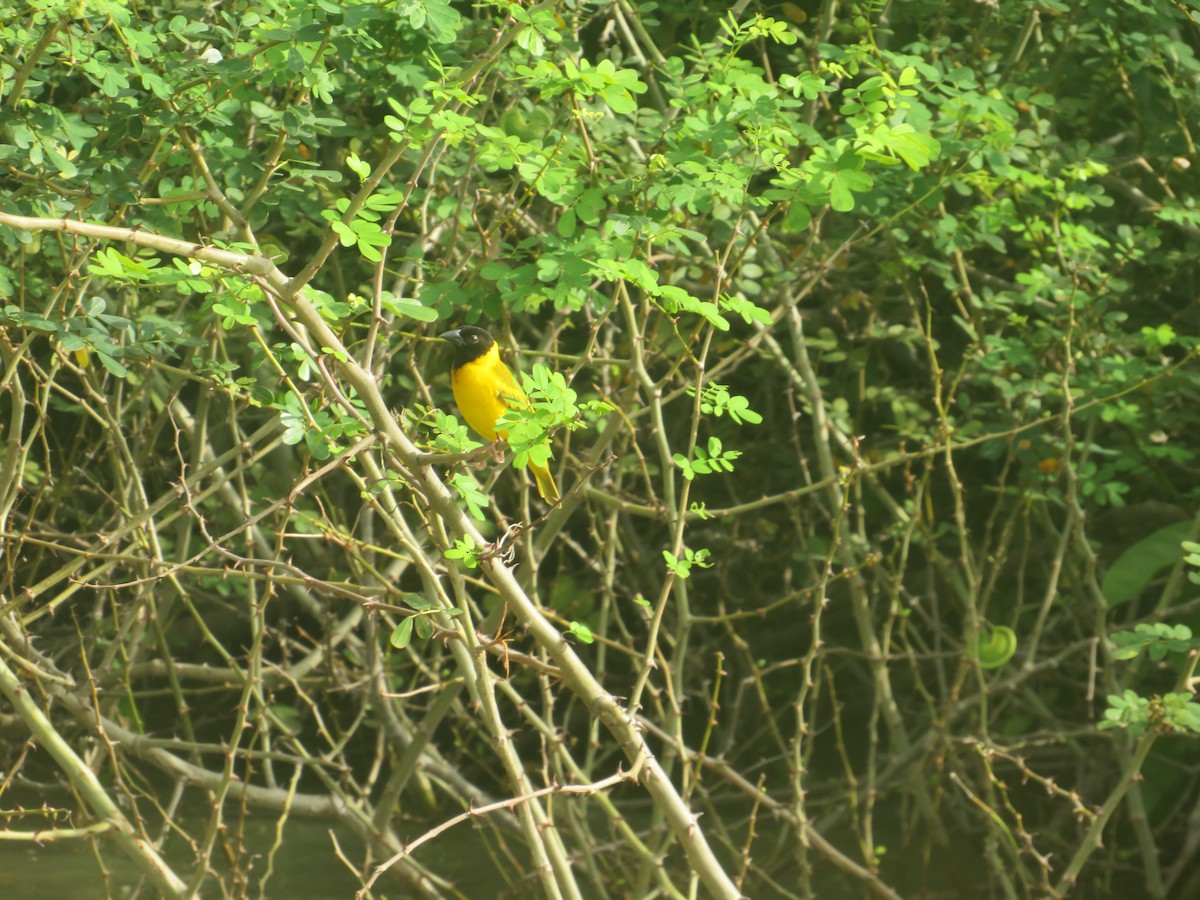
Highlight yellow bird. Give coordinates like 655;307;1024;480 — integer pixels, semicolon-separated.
440;326;560;503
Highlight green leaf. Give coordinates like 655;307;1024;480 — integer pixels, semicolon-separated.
390;618;415;649
45;145;78;177
269;704;302;735
557;207;577;238
346;152;371;181
829;163;873;212
422;0;462;42
450;472;490;521
886;128;941;170
1101;521;1192;606
1110;622;1198;661
446;534;481;568
568;621;594;643
305;428;331;460
380;292;439;322
673;452;695;480
95;351;128;378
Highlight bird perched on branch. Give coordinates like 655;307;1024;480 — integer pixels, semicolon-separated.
440;326;560;503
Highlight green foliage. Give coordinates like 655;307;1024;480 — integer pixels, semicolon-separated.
495;363;579;471
429;410;482;456
1186;540;1200;583
321;193;399;262
276;389;367;460
1101;690;1200;738
449;472;490;521
663;547;713;580
1109;623;1198;663
1100;544;1200;740
1103;523;1195;606
674;436;742;481
694;384;763;425
4;0;1200;896
397;0;462;44
380;291;440;323
445;533;481;568
567;621;594;644
391;594;460;648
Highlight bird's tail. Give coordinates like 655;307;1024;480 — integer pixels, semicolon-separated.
530;461;560;503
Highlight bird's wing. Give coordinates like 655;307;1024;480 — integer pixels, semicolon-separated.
494;363;531;410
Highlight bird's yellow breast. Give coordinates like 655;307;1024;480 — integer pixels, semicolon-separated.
450;343;528;442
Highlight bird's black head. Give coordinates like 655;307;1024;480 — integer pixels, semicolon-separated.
440;326;495;367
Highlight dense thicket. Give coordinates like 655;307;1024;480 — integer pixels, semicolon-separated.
2;1;1199;897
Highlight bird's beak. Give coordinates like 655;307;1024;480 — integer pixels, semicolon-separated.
439;329;464;348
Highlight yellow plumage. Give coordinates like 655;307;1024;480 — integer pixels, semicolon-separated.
441;327;560;503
